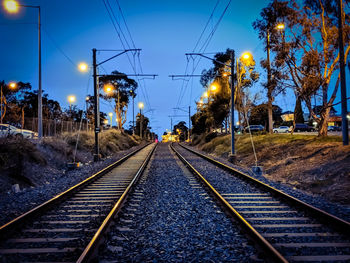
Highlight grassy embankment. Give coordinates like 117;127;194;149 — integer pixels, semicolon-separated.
192;133;350;204
0;130;141;190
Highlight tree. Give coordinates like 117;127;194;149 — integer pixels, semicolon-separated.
99;71;137;130
135;113;149;139
256;0;350;136
197;49;259;132
249;103;283;127
1;81;31;126
253;1;292;133
294;96;305;123
191;109;209;135
173;121;188;141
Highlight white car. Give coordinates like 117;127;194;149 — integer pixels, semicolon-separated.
273;126;290;133
0;124;38;139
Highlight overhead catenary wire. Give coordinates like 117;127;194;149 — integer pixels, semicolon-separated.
101;0;153;112
176;0;232;109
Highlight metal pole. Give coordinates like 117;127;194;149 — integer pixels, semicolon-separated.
338;0;349;145
132;96;135;135
140;108;142;139
267;30;273;134
38;7;42;139
188;106;191;141
86;98;89;133
230;50;236;158
93;48;100;161
1;85;2;124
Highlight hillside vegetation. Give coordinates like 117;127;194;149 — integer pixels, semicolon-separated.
0;130;141;192
192;133;350;204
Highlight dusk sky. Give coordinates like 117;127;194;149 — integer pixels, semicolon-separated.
0;0;347;137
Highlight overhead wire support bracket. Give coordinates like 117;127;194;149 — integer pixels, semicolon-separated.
185;52;230;67
97;49;141;67
98;74;157;79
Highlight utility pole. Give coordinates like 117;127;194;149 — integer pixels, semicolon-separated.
0;84;3;124
140;107;143;139
229;50;236;159
171;50;237;158
92;48;100;161
188;106;191;142
90;48;156;161
266;30;273;134
338;0;349;145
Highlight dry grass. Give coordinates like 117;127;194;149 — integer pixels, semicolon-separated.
195;133;350;204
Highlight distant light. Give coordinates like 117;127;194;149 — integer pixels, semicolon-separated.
68;95;76;104
210;85;217;92
138;102;144;109
236;122;240;125
108;112;113;117
4;0;19;13
222;73;228;77
9;82;17;89
104;83;114;94
276;23;285;30
85;96;90;101
242;52;251;60
104;119;108;125
203;91;208;98
78;62;88;72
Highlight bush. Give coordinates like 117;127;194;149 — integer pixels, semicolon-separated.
205;132;217;143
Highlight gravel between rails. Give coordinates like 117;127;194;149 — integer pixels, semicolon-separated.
0;144;146;226
99;143;263;262
181;144;350;222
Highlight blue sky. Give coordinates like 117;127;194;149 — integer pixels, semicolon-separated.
0;0;348;137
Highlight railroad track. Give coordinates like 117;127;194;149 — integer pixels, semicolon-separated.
171;143;350;262
0;143;156;263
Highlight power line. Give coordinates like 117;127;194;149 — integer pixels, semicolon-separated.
176;0;232;109
101;0;153;111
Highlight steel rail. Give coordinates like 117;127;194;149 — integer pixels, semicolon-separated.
77;143;157;263
170;143;288;263
0;143;151;238
178;143;350;235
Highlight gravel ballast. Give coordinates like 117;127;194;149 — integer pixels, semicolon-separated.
181;144;350;222
100;143;262;262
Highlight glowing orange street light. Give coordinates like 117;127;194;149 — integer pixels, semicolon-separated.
242;52;251;60
9;82;17;89
210;84;217;92
276;23;285;30
3;0;18;13
78;62;88;72
103;83;114;94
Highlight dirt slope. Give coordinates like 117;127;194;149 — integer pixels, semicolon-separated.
194;133;350;205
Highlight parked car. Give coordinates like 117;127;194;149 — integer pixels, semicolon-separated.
244;125;265;133
327;126;341;131
273;126;289;133
289;123;315;132
0;124;38;139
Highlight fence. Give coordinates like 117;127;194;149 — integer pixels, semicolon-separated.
24;118;95;137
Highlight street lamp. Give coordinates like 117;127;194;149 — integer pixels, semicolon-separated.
67;95;76;111
4;0;42;139
85;96;90;132
108;112;113;127
138;102;144;139
78;62;88;72
103;83;114;94
1;81;17;124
